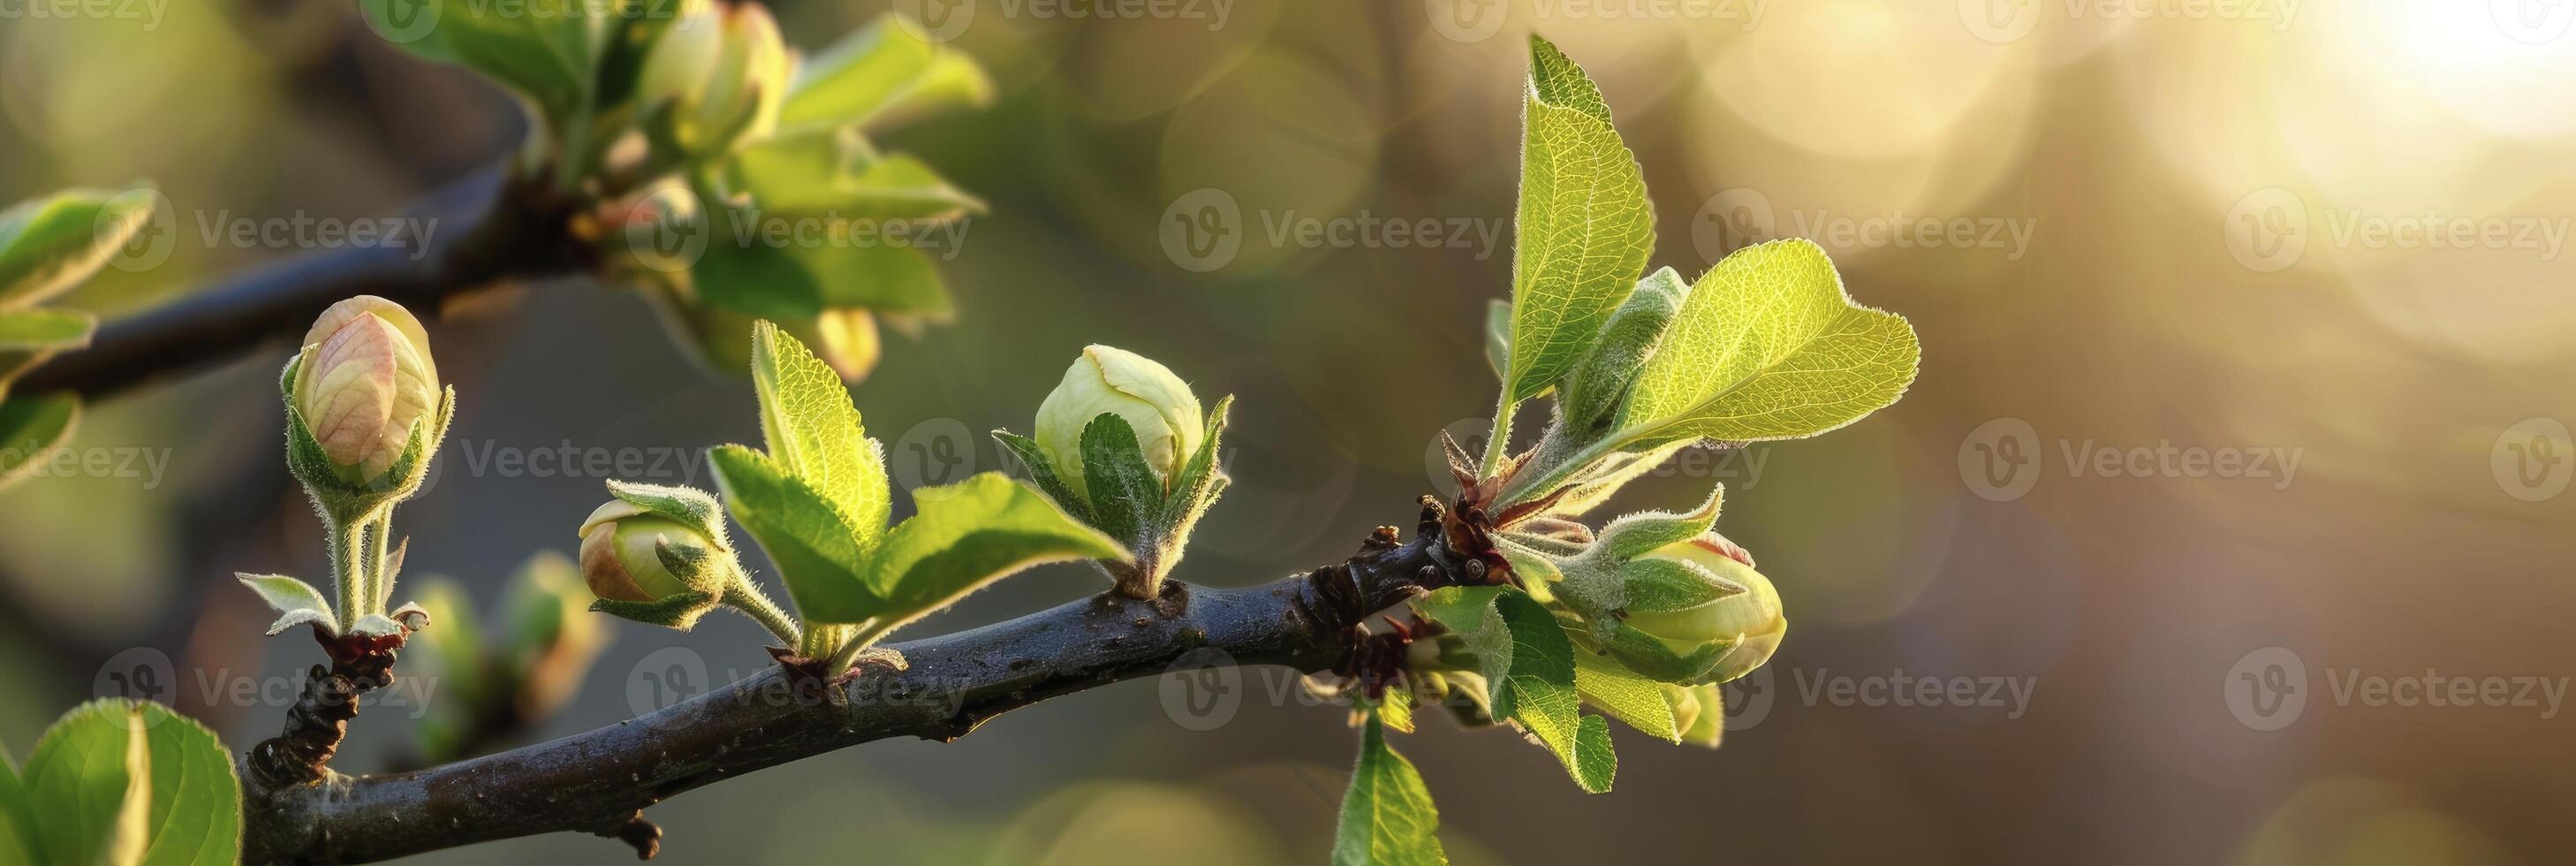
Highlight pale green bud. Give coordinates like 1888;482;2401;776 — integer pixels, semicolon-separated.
1668;683;1723;748
1034;345;1204;499
632;0;723;116
577;500;723;604
1627;534;1785;684
291;296;440;482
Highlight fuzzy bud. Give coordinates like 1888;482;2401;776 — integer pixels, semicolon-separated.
1034;345;1204;500
1627;534;1785;684
578;499;723;604
291;296;440;484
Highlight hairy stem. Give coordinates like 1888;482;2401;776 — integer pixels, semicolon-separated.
241;521;1482;862
719;579;802;650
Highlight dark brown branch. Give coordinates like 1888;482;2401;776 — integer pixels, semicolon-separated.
17;167;591;401
242;523;1480;864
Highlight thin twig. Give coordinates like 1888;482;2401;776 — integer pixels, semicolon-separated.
241;523;1478;863
16;167;590;401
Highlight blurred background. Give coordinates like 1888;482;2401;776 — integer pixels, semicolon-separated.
4;0;2575;862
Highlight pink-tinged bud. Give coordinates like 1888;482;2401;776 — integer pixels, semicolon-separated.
292;296;439;480
577;500;718;604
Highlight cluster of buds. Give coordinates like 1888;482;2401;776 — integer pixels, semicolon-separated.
404;552;612;764
573;480;802;646
994;346;1231;598
633;0;789;165
1516;490;1786;687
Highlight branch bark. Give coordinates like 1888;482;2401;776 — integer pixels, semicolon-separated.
16;167;590;401
242;520;1479;864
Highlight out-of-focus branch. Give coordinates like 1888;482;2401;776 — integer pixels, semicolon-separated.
241;519;1480;863
16;167;592;400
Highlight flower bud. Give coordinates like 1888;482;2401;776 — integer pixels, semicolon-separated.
291;296;440;483
649;2;787;158
1034;345;1204;499
1668;683;1723;748
1627;534;1785;684
577;499;724;604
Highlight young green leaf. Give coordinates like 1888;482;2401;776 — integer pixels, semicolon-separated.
863;472;1125;618
695;238;954;322
1331;716;1446;866
235;574;337;636
0;308;96;353
20;700;239;866
706;444;874;623
990;430;1089;520
0;188;155;309
1554;266;1686;440
1491;589;1587;785
1575;652;1678;742
431;0;600;120
1501;35;1653;406
1612;238;1920;450
748;321;891;539
1078;413;1164;544
777;13;994;133
724;129;984;220
0;741;34;863
0;394;79;488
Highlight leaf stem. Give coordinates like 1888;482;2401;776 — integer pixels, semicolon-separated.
1481;394;1520;478
720;578;803;649
823;619;902;676
327;516;362;634
363;512;393;616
